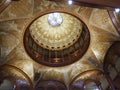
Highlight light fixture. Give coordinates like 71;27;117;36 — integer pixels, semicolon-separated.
48;12;63;27
115;8;120;13
68;0;73;5
93;88;99;90
84;82;100;90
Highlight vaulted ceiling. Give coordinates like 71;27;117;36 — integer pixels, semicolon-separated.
0;0;120;90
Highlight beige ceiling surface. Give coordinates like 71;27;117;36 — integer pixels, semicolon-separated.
0;0;120;86
0;0;34;21
0;0;5;4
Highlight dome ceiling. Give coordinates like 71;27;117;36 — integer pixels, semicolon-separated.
29;12;82;50
0;0;120;89
24;11;90;67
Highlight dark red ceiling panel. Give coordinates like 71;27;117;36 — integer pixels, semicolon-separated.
74;0;120;8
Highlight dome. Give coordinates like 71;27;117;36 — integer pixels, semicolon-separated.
29;12;82;50
24;11;90;67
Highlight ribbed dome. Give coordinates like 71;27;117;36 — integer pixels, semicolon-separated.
24;11;90;67
30;12;82;50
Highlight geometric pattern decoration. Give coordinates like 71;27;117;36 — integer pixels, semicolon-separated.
24;11;90;67
0;0;120;89
29;12;82;50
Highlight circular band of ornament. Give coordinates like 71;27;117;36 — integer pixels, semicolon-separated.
23;10;90;67
29;12;82;50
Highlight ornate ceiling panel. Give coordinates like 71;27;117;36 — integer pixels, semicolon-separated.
23;9;90;67
30;12;82;50
0;0;120;89
89;9;119;36
0;0;34;21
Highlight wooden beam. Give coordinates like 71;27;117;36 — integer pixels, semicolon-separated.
74;0;120;8
108;9;120;34
0;0;11;13
51;0;120;8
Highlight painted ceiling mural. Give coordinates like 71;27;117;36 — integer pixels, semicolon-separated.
0;0;120;90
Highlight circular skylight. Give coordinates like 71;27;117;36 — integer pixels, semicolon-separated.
48;13;63;27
